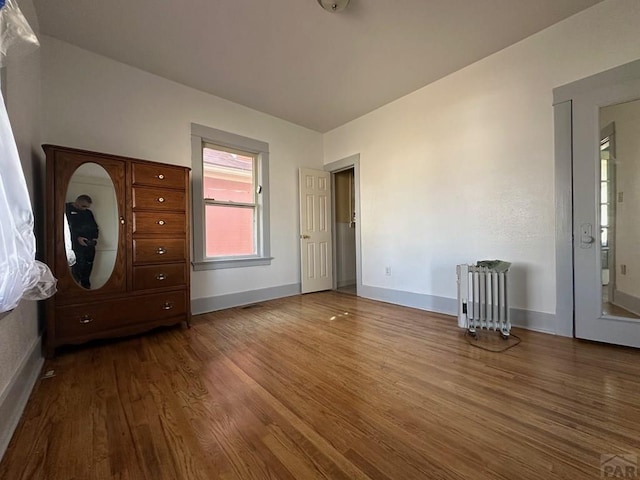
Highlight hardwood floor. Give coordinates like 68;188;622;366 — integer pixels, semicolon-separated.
1;291;639;479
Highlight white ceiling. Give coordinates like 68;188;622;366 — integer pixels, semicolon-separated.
33;0;602;132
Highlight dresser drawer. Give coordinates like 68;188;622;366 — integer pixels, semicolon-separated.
132;211;186;235
132;163;186;189
133;263;187;290
56;291;187;339
133;238;187;264
132;186;185;211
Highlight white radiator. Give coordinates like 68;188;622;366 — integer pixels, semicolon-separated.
457;263;510;338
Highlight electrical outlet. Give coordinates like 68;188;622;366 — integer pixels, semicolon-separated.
385;266;392;276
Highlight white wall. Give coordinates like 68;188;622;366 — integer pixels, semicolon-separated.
40;36;324;304
0;0;44;459
35;0;640;329
323;0;640;332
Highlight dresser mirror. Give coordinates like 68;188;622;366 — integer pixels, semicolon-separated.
64;162;119;290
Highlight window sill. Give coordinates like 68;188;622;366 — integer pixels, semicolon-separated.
192;256;274;271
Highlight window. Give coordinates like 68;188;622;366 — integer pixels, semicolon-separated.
191;124;271;270
600;135;613;276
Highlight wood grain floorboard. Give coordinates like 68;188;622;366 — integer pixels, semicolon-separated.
1;291;639;479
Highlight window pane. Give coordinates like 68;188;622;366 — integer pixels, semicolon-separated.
601;227;608;247
600;159;608;181
601;204;608;227
600;181;608;203
203;146;254;203
205;205;255;257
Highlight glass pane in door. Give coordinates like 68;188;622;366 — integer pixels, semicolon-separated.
599;100;640;319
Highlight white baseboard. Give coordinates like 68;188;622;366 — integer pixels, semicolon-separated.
192;283;557;335
359;284;458;316
0;337;43;461
510;308;557;334
358;284;557;334
191;283;300;314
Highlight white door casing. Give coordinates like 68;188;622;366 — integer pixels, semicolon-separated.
299;168;333;294
571;71;640;347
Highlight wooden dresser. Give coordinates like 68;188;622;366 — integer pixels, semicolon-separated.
44;145;191;357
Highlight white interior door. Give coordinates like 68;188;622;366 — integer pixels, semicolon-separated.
573;74;640;348
299;168;333;294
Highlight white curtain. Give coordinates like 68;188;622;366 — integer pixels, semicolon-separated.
0;89;55;313
0;0;55;314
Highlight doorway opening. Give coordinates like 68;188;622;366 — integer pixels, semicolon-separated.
326;154;361;297
333;167;356;295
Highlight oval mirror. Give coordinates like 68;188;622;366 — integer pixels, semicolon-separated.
64;162;118;290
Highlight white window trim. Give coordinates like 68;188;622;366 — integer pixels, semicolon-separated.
191;123;272;270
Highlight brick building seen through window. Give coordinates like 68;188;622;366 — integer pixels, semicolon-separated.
203;145;256;257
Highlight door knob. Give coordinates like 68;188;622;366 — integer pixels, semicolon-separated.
300;234;310;239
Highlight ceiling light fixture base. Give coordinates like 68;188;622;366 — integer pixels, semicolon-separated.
317;0;350;13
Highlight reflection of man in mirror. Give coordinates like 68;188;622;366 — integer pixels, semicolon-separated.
65;194;99;288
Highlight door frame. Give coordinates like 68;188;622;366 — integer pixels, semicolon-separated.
554;58;640;340
325;154;362;295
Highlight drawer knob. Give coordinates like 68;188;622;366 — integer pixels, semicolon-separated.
157;197;165;203
156;273;166;281
157;174;165;180
120;216;125;225
162;302;173;310
157;247;166;255
157;220;166;226
79;315;94;324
